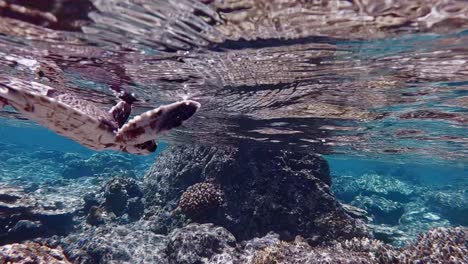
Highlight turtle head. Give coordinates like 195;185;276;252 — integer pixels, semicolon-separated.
118;91;138;104
158;100;201;132
122;140;157;155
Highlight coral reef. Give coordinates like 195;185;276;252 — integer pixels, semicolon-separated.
0;242;71;264
103;177;144;217
351;195;404;225
41;223;468;264
61;153;141;179
249;240;376;264
248;227;467;264
58;223;168;264
86;206;107;226
425;189;468;226
174;182;224;218
144;145;367;242
333;174;414;202
333;173;465;246
398;227;467;263
84;177;145;225
0;144;149;184
0;185;73;245
0;144;464;264
166;223;237;264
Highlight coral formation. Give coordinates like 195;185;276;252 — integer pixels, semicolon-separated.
84;177;145;225
0;185;73;245
0;242;71;264
351;195;404;225
425;190;468;225
103;177;143;216
58;224;168;263
0;124;465;264
48;222;467;264
333;173;465;246
333;174;414;202
144;145;367;241
398;227;467;263
174;182;224;218
86;206;107;226
249;227;467;264
166;223;237;264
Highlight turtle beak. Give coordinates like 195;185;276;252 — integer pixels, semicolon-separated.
159;100;200;131
176;100;201;121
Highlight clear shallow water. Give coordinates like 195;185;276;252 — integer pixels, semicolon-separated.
0;0;466;251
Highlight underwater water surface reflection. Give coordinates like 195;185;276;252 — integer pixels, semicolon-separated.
0;0;466;262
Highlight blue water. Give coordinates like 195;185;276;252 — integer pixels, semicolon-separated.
0;119;465;248
328;156;466;186
0;120;159;184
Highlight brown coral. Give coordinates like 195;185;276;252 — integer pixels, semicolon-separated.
398;227;467;263
249;227;467;264
175;182;224;217
0;242;71;264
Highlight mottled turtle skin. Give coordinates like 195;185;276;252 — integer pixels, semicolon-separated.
0;77;200;155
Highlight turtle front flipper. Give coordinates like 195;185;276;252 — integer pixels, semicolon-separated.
116;100;200;145
109;100;132;128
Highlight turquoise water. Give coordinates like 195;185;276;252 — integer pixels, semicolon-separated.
0;119;465;248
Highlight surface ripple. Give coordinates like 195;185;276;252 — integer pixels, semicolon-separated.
0;0;467;162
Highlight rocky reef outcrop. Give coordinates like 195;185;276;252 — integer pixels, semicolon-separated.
248;226;467;264
425;188;468;226
52;222;466;264
82;177;145;226
143;145;368;242
0;241;71;264
333;173;467;246
57;223;168;264
0;185;74;245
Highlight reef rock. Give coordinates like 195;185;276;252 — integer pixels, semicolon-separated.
58;222;237;264
144;145;368;242
49;220;465;264
351;195;404;225
59;223;168;264
0;185;73;245
398;226;467;263
248;239;392;264
425;189;468;226
333;174;415;202
0;242;71;264
166;223;237;264
83;177;145;225
247;227;467;264
332;173;467;247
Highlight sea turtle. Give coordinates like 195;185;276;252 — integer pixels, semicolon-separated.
0;77;200;155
